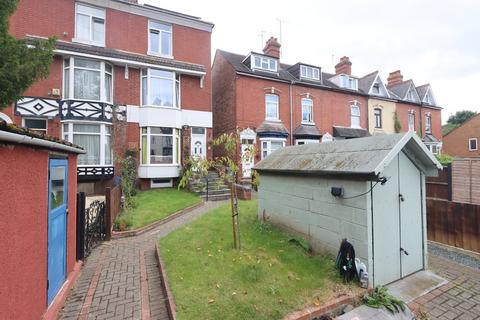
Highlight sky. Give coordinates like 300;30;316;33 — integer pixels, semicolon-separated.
147;0;480;123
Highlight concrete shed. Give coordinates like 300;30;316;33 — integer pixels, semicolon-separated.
255;131;442;287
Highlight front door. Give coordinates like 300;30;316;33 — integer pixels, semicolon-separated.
191;127;206;160
241;140;254;178
48;159;68;305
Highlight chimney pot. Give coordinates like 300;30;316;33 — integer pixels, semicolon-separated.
387;70;404;87
263;36;281;58
335;56;352;75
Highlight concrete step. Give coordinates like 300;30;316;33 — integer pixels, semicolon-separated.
197;189;231;196
200;193;231;201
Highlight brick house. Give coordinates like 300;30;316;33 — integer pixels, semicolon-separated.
2;0;214;193
443;113;480;157
213;38;370;179
386;71;443;153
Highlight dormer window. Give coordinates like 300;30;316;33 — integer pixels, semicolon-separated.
252;55;277;72
300;65;320;81
372;83;380;94
340;75;358;90
406;87;419;102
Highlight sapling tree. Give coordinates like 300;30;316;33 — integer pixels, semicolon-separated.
179;128;255;249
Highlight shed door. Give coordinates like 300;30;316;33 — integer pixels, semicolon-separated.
48;159;68;305
399;152;424;277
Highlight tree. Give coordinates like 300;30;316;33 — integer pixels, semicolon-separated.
179;129;255;249
0;0;55;109
447;110;477;126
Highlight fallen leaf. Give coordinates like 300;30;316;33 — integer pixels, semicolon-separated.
216;283;220;288
232;292;237;296
208;299;215;304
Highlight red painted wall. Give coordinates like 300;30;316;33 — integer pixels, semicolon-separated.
0;144;77;319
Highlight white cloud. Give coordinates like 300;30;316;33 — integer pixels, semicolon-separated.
146;0;480;123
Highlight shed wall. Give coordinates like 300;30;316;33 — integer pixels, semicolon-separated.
0;144;77;319
258;174;369;262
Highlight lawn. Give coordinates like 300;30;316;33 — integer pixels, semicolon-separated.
159;200;356;320
115;188;201;230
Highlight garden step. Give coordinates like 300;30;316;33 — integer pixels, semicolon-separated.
200;193;231;201
197;189;231;196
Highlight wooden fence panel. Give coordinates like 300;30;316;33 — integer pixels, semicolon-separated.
427;198;480;253
105;185;122;240
452;160;471;203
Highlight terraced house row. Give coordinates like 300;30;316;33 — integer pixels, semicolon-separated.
1;0;442;193
2;0;214;194
213;38;442;179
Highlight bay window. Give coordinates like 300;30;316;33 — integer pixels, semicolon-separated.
141;127;180;165
63;123;112;166
301;98;313;123
148;20;172;57
63;57;113;102
265;94;279;120
75;3;105;46
350;103;361;128
261;139;285;159
141;69;180;108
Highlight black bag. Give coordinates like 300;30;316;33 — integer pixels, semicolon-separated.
335;239;357;282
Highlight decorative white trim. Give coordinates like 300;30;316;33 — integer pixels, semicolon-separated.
0;112;12;124
240;127;256;142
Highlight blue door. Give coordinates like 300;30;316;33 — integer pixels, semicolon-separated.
47;159;68;305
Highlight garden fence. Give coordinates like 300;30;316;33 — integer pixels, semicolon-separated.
105;185;122;240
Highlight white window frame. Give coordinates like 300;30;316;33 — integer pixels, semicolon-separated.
295;139;319;145
301;98;314;124
74;3;106;46
408;111;416;132
300;65;320;81
260;138;286;159
469;138;478;151
374;108;382;129
140;127;180;166
425;113;432;133
141;68;180;108
62;121;112;166
147;20;173;58
350;102;361;128
63;57;113;103
265;94;279;121
252;55;277;72
22;117;48;134
340;75;358;90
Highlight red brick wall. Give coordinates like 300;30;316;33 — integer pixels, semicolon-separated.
396;102;422;133
420;106;442;139
212;53;237;140
395;102;442;139
292;86;368;135
0;145;77;319
443;115;480;157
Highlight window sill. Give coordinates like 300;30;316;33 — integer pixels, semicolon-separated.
141;105;180;110
147;52;174;59
71;38;105;47
265;118;281;122
301;121;316;125
77;164;113;167
139;164;180;167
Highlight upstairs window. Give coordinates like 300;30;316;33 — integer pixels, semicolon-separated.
300;65;320;81
301;98;313;123
265;94;279;120
350;103;361;128
252;55;277;72
469;138;478;151
374;108;382;128
372;83;380;94
148;20;172;57
340;75;358;90
425;113;432;133
141;69;180;108
408;112;415;131
75;3;105;46
63;57;113;102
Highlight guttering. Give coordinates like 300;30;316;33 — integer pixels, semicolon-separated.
289;81;294;145
54;49;206;78
0;131;85;154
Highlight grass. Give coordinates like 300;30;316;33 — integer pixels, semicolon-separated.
114;188;201;230
159;200;354;320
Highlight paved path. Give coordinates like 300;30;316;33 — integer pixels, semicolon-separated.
60;201;226;320
409;250;480;320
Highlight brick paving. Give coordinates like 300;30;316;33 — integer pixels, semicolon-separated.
409;252;480;320
60;201;226;320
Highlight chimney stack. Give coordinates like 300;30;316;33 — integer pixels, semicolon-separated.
387;70;404;87
263;37;281;58
335;56;352;75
